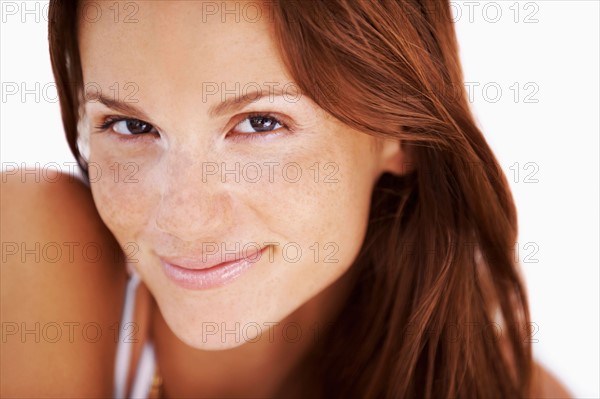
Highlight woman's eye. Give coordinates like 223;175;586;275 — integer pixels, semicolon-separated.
110;119;158;135
233;114;285;134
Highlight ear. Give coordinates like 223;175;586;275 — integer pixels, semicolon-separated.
378;137;415;176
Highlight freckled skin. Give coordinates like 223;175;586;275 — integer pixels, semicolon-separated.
79;0;404;350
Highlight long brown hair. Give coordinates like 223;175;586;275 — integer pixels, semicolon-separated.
48;1;533;397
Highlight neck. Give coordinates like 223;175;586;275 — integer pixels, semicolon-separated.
150;266;357;398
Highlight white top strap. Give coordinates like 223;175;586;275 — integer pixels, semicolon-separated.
113;271;141;399
129;341;157;399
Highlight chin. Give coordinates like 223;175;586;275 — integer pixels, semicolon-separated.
154;291;289;351
180;328;263;351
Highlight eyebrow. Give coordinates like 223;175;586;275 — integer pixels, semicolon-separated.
85;86;303;121
207;87;302;117
86;94;152;121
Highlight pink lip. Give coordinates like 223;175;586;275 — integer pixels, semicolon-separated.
159;246;268;290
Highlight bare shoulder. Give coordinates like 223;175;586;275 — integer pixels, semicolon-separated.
0;170;127;397
530;361;573;398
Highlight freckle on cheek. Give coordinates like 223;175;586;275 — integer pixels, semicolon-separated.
91;183;133;231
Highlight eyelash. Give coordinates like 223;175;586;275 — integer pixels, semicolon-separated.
94;116;157;142
93;113;292;142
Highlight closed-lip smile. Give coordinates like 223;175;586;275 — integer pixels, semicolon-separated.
159;245;269;290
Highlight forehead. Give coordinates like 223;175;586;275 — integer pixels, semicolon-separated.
78;1;292;109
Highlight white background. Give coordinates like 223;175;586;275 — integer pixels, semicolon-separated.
1;1;598;396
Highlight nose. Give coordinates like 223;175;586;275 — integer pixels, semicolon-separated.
153;151;234;241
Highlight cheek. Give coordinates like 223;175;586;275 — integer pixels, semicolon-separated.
265;169;370;256
244;140;377;281
87;147;160;245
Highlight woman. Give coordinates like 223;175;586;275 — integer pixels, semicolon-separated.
1;0;572;397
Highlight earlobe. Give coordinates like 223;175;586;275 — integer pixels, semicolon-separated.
379;138;414;176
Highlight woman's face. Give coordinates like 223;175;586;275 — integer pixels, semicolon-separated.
79;0;402;349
